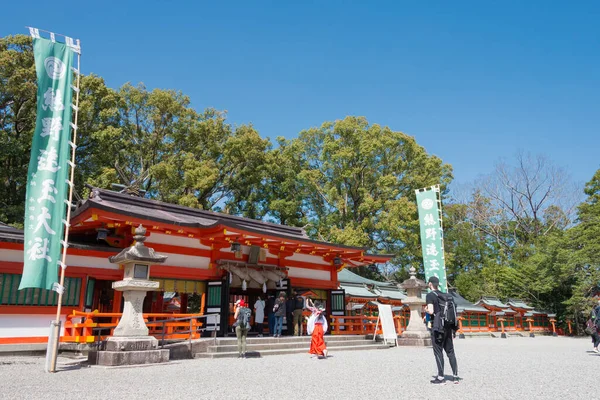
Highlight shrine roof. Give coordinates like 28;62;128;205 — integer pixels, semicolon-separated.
338;269;395;287
343;284;379;299
0;222;24;242
476;297;509;309
449;290;489;313
506;299;535;310
74;188;309;239
72;188;393;261
378;287;407;301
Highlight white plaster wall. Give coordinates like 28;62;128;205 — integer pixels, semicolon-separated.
0;250;118;270
146;233;211;249
161;253;210;269
287;252;329;265
287;267;331;281
0;315;66;338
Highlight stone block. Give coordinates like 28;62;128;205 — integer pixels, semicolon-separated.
93;349;170;366
104;337;159;352
397;337;432;346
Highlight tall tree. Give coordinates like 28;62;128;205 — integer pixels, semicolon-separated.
150;108;271;215
471;152;580;247
0;35;36;227
559;169;600;320
292;116;453;275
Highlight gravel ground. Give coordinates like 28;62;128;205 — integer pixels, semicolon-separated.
0;336;597;400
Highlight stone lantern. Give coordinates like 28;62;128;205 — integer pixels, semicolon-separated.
397;266;432;346
91;225;169;366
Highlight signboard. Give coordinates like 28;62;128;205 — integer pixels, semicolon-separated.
416;186;448;292
373;303;398;346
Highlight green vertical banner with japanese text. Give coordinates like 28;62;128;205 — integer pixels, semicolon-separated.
416;186;447;292
20;37;74;290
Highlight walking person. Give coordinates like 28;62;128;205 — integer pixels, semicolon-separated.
254;296;265;337
273;292;286;337
426;276;459;384
234;299;251;358
591;299;600;353
266;294;276;336
292;292;305;336
306;298;328;358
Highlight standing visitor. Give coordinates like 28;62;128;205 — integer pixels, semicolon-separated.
273;292;286;337
286;294;295;335
306;298;328;358
266;294;276;336
592;299;600;353
293;292;305;336
426;276;459;385
254;296;265;337
234;299;251;358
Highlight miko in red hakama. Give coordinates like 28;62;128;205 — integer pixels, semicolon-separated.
309;323;326;356
306;301;328;358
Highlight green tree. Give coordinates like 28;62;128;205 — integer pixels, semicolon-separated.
292;116;453;274
150;109;271;216
559;169;600;323
0;35;36;227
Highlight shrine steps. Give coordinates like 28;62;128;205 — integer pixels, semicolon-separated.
193;335;391;359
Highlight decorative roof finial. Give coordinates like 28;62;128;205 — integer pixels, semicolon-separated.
134;225;147;245
409;266;417;279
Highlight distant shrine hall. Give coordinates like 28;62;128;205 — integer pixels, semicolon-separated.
0;188;558;344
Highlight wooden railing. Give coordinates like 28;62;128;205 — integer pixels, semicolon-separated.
61;310;207;343
329;315;407;336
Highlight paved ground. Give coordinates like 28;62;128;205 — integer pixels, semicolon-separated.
0;336;597;399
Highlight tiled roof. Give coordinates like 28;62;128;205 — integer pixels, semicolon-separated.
506;298;535;310
342;284;379;299
338;269;395;287
378;288;407;301
449;290;489;313
476;297;509;308
74;188;394;258
0;222;24;242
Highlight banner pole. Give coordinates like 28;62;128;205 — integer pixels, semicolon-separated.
48;43;81;373
434;185;447;291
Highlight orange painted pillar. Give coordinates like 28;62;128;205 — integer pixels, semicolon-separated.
567;320;572;335
498;317;507;338
200;292;206;315
526;318;534;337
458;316;465;339
550;318;557;336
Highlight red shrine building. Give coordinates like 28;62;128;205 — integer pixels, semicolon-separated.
0;188;391;344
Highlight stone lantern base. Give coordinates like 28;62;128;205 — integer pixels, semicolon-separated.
89;336;169;366
397;331;432;347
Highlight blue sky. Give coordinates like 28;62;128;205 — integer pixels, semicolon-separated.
2;1;599;189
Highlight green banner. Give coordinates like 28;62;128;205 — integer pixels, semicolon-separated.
20;38;75;290
416;187;447;292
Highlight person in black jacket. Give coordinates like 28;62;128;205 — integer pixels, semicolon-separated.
286;294;295;336
266;294;276;336
426;276;459;385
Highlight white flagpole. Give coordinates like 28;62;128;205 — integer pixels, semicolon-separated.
47;37;81;373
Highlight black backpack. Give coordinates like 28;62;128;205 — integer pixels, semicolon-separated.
236;307;251;329
433;291;458;331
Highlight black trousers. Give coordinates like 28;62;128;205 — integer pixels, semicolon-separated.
592;330;600;348
432;328;458;378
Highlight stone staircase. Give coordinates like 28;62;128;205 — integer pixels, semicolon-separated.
194;335;392;359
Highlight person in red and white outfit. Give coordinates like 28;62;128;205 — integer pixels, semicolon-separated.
306;298;328;358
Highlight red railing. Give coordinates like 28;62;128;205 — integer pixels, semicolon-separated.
329;315;407;336
62;310;206;343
